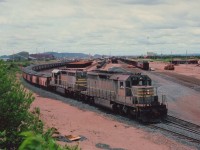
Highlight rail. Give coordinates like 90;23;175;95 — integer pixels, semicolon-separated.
148;115;200;146
166;115;200;134
150;124;200;145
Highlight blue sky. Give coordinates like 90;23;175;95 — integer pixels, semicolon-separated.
0;0;200;55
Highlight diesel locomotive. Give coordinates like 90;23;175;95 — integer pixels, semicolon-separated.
23;63;167;123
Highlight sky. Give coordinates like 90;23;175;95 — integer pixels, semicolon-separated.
0;0;200;56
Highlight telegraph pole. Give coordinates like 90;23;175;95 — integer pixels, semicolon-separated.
171;51;172;64
12;50;14;62
186;50;188;64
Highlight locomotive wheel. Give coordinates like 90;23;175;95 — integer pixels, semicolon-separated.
118;105;125;116
123;107;131;118
76;93;80;101
84;95;89;102
112;104;118;113
82;95;86;102
122;106;128;114
89;97;94;105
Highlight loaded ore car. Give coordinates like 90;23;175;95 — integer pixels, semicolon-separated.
38;74;51;87
66;61;93;68
96;60;106;69
120;58;150;70
32;73;39;85
137;61;149;70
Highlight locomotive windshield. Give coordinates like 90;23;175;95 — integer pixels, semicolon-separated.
131;75;151;86
76;71;86;78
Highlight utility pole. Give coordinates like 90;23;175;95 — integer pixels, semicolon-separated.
12;50;14;62
44;48;46;62
186;50;188;64
171;51;172;64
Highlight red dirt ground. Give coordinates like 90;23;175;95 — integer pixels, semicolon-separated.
148;62;200;125
149;62;200;80
30;93;193;150
102;63;122;70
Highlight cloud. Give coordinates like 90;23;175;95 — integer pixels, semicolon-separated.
0;0;200;55
117;0;166;5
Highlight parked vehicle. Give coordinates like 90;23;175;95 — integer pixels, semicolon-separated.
164;64;175;70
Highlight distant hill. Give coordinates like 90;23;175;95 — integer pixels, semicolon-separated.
45;52;89;58
10;51;29;60
0;55;10;58
0;51;29;60
93;54;102;58
0;51;90;59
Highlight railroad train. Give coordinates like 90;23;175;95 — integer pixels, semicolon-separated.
120;58;150;70
22;62;167;122
96;59;107;69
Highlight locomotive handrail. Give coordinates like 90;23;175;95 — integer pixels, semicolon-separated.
52;79;117;101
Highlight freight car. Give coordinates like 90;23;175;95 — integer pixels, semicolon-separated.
111;57;118;63
96;60;107;69
66;61;93;68
23;63;167;123
120;58;150;70
137;61;149;70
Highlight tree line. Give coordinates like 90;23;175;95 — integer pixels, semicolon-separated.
0;61;78;150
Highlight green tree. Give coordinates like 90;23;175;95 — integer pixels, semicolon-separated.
0;60;35;148
0;61;79;150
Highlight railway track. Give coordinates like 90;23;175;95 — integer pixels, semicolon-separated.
150;124;200;144
165;115;200;135
149;115;200;146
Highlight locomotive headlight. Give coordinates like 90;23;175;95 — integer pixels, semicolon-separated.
132;86;154;97
146;90;150;95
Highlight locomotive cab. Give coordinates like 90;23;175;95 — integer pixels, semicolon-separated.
129;75;158;105
51;69;61;85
